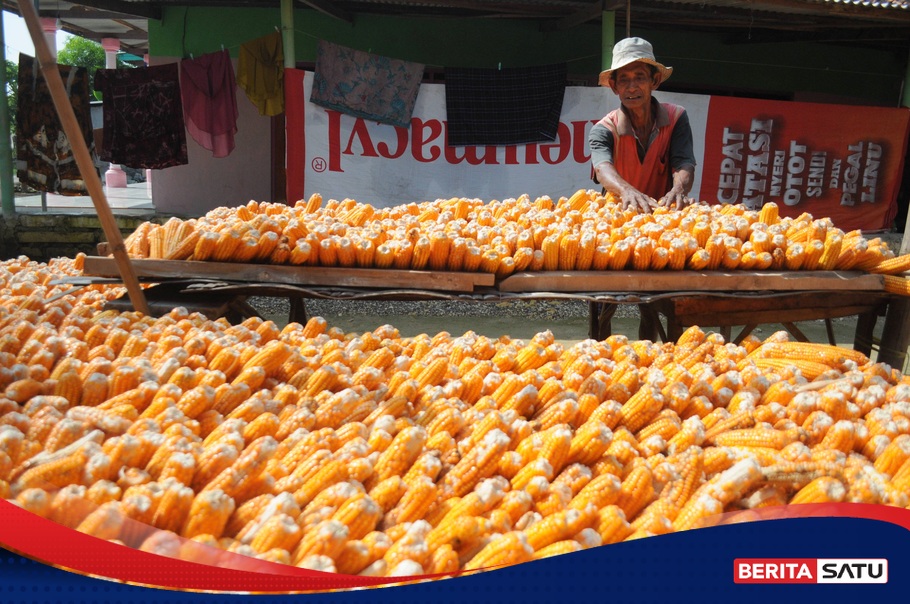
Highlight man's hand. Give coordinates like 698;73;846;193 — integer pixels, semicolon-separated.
657;187;694;211
621;188;658;213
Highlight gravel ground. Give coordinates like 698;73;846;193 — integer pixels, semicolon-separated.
247;297;636;322
245;228;904;343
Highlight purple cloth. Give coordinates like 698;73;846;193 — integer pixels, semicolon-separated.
310;40;424;128
180;50;239;158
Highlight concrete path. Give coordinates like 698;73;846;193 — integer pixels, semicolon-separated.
14;182;154;212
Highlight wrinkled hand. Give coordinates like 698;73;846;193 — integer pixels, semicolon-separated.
620;188;658;214
658;188;695;211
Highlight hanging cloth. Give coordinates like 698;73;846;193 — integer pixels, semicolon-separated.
310;39;424;128
94;63;188;169
444;63;567;146
237;31;284;116
15;54;98;195
180;49;239;158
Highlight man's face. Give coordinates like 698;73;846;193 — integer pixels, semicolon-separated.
609;62;660;111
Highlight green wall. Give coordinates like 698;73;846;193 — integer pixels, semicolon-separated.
149;7;602;75
149;7;905;106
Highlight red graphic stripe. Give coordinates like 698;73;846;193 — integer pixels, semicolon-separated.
1;498;908;593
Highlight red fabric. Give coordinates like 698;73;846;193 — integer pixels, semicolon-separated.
599;103;684;200
180;50;238;158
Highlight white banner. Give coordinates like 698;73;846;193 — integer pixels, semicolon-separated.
292;71;709;207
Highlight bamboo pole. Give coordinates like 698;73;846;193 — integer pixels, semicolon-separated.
16;0;149;315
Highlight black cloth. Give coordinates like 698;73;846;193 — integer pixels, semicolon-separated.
94;64;188;169
444;63;567;146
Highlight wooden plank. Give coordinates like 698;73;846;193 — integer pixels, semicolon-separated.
669;304;882;327
670;292;887;315
83;257;494;292
497;270;885;293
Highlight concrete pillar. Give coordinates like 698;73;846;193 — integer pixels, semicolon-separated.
40;18;58;61
0;16;15;217
101;38;127;188
144;53;152;198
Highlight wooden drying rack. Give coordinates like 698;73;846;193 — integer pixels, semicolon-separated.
81;255;895;363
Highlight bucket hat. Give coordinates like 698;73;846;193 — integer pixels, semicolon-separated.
598;37;672;86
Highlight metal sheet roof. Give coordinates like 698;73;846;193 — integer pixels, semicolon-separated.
3;0;908;56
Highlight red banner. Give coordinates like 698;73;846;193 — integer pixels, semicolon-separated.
701;97;910;231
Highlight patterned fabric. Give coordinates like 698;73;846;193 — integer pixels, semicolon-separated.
310;40;424;128
237;31;284;116
15;54;97;196
444;63;567;146
180;50;239;158
94;63;188;169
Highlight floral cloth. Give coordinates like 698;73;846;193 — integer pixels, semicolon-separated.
15;54;97;195
94;63;188;169
310;40;424;128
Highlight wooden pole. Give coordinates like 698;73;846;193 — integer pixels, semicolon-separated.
601;8;615;72
280;0;296;69
16;0;149;315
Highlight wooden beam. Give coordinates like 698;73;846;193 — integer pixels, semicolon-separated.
296;0;354;23
82;257;496;292
543;0;624;32
58;26;149;43
39;8;145;21
497;270;885;293
57;0;162;20
16;0;149;316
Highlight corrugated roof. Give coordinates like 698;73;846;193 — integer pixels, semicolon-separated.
3;0;908;56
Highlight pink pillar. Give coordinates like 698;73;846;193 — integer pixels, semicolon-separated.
144;53;152;198
101;38;127;188
40;18;58;60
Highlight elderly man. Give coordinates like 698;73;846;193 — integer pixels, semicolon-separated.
588;37;697;340
590;37;697;213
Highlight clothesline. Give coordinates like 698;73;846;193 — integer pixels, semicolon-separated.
182;26;599;72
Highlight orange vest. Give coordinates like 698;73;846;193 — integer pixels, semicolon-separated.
598;103;684;199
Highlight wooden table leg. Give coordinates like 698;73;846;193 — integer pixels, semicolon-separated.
733;324;758;345
782;322;810;342
289;297;308;325
638;303;667;342
878;298;910;371
589;302;618;340
853;311;879;357
824;319;836;346
226;297;260;322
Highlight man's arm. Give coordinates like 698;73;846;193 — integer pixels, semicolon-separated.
657;165;695;210
657;110;697;209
